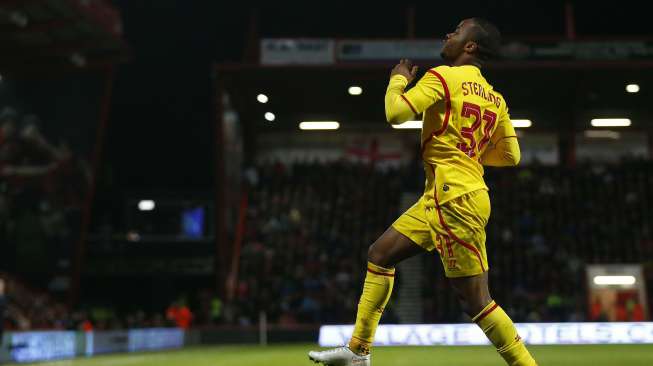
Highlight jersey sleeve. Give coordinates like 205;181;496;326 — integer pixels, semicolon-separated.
480;105;521;166
385;67;447;124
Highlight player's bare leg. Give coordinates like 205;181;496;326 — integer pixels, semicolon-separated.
448;271;493;316
449;272;537;366
308;226;425;365
367;226;426;268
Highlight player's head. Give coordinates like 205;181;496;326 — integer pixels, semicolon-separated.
440;18;501;65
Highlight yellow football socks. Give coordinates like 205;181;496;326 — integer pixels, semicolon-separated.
473;301;537;366
348;262;395;355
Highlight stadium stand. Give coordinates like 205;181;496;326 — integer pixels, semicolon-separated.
2;156;651;329
424;159;653;323
233;161;403;326
231;159;653;325
0;106;89;279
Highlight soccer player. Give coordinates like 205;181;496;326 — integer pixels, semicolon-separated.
309;18;537;366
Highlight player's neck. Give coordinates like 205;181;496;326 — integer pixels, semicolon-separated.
451;61;482;68
451;55;482;68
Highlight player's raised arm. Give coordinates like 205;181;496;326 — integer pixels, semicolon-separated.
384;60;444;124
480;107;520;166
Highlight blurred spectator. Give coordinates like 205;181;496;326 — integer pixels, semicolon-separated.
631;300;645;321
166;300;194;329
210;295;223;324
81;320;93;332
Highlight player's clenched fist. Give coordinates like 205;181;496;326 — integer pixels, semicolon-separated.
390;59;419;84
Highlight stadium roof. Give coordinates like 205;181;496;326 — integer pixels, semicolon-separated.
0;0;127;74
218;63;653;132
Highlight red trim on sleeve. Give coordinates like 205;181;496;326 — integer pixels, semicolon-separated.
426;70;451;137
420;70;452;159
420;133;435;158
400;95;418;115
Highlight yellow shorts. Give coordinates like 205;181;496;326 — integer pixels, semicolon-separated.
391;190;491;278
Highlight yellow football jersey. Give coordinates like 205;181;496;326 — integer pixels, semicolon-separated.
385;64;520;207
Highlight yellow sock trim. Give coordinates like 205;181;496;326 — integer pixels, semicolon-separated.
367;262;395;275
472;300;497;322
474;302;537;366
349;262;395;355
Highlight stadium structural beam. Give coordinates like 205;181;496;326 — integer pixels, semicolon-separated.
406;6;416;39
565;1;576;40
0;40;124;55
0;17;77;33
214;68;228;299
0;0;43;7
244;7;259;63
558;101;577;167
69;66;115;308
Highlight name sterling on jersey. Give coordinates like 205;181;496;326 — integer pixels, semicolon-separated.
461;81;502;108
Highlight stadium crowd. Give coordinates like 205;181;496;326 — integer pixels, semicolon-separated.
235;159;653;325
2;152;651;329
423;160;653;323
0;273;196;331
230;161;403;326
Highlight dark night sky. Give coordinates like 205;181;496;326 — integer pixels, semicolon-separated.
106;1;245;192
101;1;651;193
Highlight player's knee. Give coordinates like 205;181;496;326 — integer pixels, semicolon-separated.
457;294;492;318
449;275;493;317
456;297;476;317
367;244;389;267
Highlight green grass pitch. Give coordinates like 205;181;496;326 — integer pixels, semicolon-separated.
10;343;653;366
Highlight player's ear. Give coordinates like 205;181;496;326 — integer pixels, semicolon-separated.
464;41;478;54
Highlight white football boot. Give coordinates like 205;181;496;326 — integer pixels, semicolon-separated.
308;346;370;366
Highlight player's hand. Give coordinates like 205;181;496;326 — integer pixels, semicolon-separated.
390;59;419;84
